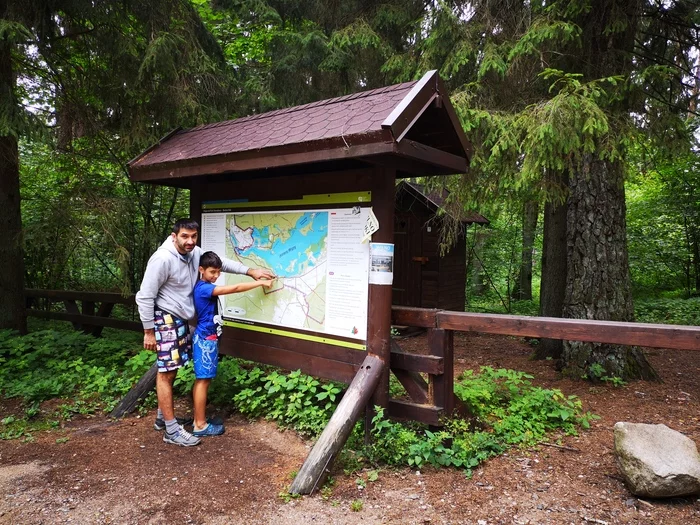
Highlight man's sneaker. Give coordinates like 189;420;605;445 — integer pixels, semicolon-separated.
192;423;225;437
154;416;193;431
163;426;201;447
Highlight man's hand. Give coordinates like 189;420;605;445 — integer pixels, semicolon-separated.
248;268;276;280
143;329;157;351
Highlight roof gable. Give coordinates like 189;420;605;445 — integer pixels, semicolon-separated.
129;71;472;185
397;181;489;225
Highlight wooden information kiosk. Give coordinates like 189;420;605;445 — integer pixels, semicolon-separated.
128;70;471;493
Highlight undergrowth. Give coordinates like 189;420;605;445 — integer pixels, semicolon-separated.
1;328;596;476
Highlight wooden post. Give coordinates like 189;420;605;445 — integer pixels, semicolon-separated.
110;363;158;418
289;355;384;495
366;166;396;409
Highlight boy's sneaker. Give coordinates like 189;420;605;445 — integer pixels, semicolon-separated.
163;426;201;447
154;416;193;431
192;423;225;437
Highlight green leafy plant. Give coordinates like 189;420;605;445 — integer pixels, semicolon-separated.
350;499;363;512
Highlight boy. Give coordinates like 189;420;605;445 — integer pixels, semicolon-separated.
191;251;274;436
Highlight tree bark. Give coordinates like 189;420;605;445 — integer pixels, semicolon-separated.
0;27;27;333
535;190;567;360
512;200;538;301
561;155;657;380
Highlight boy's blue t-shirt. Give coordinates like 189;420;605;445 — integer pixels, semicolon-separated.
193;280;217;338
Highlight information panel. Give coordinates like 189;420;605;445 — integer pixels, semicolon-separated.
201;199;370;347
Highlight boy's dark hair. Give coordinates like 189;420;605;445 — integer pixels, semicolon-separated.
173;218;199;234
199;251;222;270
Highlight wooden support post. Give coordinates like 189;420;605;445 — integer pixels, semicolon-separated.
64;300;81;330
110;363;158;418
289;355;384;495
81;301;95;335
92;302;115;337
429;328;454;414
366;166;395;410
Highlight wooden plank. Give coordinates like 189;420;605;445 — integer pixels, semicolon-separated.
388;399;442;426
220;338;359;385
391;306;438;328
130;133;394;182
395;140;467;175
289;355;384;494
25;289;135;305
429;328;454;414
390;368;429;404
224;326;366;366
91;302;116;337
390;350;443;374
437;311;700;352
27;310;142;332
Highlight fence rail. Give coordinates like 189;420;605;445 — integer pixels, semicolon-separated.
25;289;141;336
24;290;700;426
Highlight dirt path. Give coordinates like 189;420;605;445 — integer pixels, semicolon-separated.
1;333;699;524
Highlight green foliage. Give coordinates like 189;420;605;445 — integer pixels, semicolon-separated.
635;297;700;326
0;328;151;439
350;499;363;512
366;367;596;474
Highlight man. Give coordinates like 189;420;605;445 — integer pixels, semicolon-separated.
136;218;274;446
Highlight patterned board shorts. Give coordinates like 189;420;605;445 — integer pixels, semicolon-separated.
154;308;191;372
192;333;219;379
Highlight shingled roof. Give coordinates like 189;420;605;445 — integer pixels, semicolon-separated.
129;70;472;186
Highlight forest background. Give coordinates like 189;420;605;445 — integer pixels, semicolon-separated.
1;0;699;382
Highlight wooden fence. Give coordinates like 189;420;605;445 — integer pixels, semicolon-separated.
25;290;700;426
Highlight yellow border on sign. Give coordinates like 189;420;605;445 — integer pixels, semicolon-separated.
202;191;371;210
224;321;367;351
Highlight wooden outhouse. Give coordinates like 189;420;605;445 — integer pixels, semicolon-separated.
393;180;488;311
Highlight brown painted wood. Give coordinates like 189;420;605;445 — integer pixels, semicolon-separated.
219;338;360;385
367;166;396;410
290;355;384;494
26;310;142;332
388;399;442;426
437;312;700;352
395;140;468;174
390;369;429;404
199;168;374;204
131;134;394;183
224;326;366;367
25;289;136;305
391;306;438;328
428;328;454;414
390;350;443;374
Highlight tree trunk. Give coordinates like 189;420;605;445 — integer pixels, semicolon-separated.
512;200;538;301
561;155;657;380
0;31;27;333
535;189;567;360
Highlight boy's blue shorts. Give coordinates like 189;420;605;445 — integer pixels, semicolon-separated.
192;332;219;379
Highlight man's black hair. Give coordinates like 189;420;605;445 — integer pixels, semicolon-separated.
172;218;199;234
199;251;222;270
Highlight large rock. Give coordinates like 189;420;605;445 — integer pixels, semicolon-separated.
614;422;700;498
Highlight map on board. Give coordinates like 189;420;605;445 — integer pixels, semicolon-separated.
221;211;328;333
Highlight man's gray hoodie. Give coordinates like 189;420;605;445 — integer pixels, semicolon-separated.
136;236;249;329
